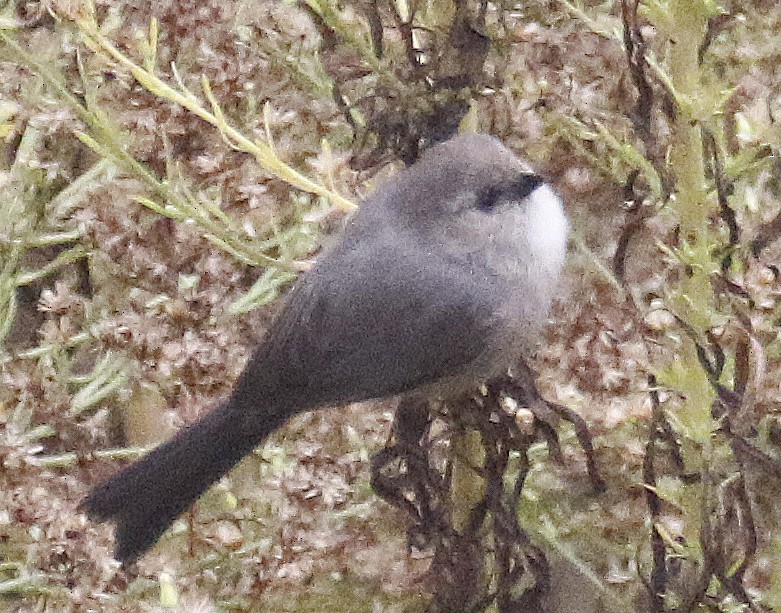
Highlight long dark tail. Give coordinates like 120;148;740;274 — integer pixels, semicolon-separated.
82;402;289;563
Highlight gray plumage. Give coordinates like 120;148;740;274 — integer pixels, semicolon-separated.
83;133;569;563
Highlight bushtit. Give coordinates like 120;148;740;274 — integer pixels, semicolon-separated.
83;133;569;563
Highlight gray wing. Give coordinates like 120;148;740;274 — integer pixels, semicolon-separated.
250;240;495;412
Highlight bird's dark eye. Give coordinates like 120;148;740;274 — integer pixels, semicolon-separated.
476;186;502;211
476;174;543;212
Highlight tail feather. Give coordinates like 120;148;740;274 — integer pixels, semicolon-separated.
83;402;288;563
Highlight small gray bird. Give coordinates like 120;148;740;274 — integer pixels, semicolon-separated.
83;133;569;563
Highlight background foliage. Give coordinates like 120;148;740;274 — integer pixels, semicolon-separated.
1;0;781;611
